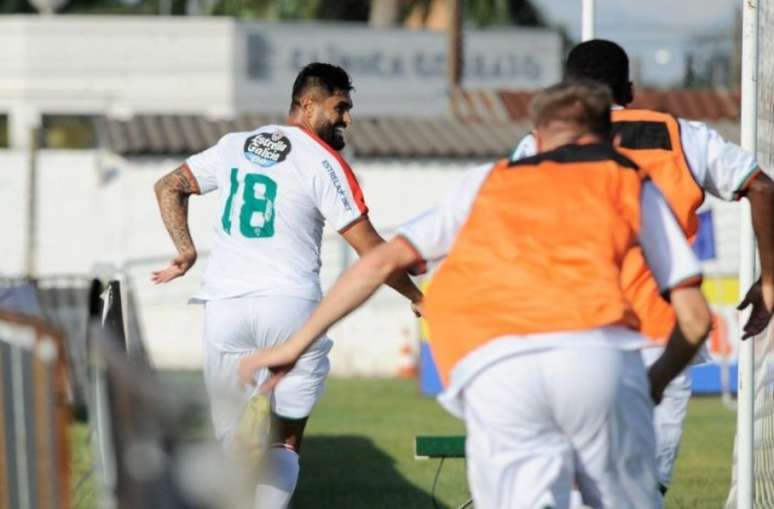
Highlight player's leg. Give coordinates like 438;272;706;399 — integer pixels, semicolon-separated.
640;346;692;493
251;296;333;509
201;297;259;443
653;371;691;492
253;415;307;509
462;351;575;509
200;296;328;509
548;340;660;508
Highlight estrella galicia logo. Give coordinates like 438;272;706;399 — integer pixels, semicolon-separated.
244;130;292;167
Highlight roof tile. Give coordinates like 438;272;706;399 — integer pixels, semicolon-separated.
96;96;738;161
492;89;741;122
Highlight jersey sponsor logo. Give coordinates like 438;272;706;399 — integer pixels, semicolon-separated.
322;160;353;212
244;130;292;167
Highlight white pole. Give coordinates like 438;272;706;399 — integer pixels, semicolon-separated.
738;0;759;507
25;127;38;278
582;0;595;41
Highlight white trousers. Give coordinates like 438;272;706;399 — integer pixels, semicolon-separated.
462;347;661;509
640;347;692;487
201;296;332;441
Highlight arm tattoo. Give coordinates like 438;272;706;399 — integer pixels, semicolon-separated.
155;165;199;255
170;165;198;194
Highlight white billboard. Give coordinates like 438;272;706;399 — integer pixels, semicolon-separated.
236;22;562;115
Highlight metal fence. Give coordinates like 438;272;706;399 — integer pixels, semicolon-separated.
0;309;70;509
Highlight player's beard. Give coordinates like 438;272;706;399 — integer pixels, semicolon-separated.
318;121;346;150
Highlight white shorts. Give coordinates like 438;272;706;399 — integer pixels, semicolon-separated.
201;295;332;441
462;346;661;509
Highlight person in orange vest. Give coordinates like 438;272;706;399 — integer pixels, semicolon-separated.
511;39;774;494
237;81;712;508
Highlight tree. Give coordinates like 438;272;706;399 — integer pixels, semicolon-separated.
8;0;544;24
369;0;400;27
402;0;545;29
213;0;369;20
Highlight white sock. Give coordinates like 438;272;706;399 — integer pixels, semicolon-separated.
254;446;300;509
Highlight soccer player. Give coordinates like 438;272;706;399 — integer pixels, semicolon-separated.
511;39;774;493
152;62;423;509
238;81;712;508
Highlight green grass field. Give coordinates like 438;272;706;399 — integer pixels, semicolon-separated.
71;376;735;508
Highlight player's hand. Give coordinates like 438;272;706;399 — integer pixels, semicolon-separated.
237;353;292;389
238;354;262;388
151;250;197;284
260;367;290;393
737;279;774;339
411;299;424;318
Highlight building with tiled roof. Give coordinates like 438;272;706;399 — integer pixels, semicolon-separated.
94;89;742;159
0;14;748;374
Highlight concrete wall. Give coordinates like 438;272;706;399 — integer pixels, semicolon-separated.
0;16;235;117
0;150;745;373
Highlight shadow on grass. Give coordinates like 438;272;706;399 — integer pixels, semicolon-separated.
292;435;450;509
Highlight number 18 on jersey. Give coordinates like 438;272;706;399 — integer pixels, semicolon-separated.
221;168;278;239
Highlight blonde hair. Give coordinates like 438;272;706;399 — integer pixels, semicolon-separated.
529;81;612;139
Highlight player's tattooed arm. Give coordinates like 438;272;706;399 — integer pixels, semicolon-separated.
151;164;201;284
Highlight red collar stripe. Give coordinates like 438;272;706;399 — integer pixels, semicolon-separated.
297;126;368;215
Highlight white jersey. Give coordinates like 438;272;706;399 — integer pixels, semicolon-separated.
511;113;758;202
186;124;368;302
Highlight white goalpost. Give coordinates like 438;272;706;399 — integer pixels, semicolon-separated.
581;0;595;41
735;1;758;508
731;1;774;506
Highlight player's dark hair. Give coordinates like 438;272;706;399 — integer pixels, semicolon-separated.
529;80;612;139
290;62;354;110
565;39;633;106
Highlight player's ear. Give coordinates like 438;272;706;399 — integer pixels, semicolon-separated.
612;133;623;148
301;95;317;118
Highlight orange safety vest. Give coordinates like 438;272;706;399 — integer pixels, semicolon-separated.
612;109;704;341
424;143;644;386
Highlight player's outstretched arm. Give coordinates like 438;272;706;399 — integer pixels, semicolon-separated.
340;218;424;312
739;171;774;338
648;286;711;404
638;181;711;403
238;238;420;386
152;163;201;284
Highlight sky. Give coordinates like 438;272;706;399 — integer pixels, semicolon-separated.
530;0;738;87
